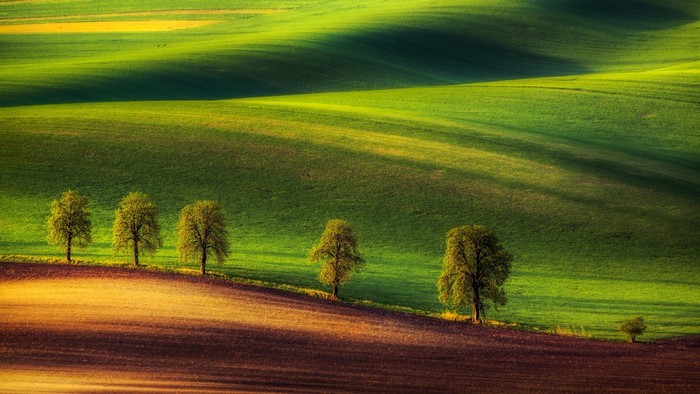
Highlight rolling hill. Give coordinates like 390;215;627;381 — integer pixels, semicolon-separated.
0;0;698;339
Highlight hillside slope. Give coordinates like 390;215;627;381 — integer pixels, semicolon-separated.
0;0;698;339
1;67;698;337
0;0;697;105
1;263;699;392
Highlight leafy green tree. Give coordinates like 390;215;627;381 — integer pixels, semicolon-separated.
177;200;229;275
309;219;365;299
113;191;163;267
47;189;92;262
619;316;647;343
437;225;512;324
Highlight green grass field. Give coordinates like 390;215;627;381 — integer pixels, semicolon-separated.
1;0;698;340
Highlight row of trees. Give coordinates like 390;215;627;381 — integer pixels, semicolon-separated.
48;190;229;275
308;220;514;323
47;189;513;323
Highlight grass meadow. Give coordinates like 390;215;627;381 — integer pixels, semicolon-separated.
0;0;698;340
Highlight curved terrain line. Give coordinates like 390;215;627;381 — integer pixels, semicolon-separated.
466;83;700;105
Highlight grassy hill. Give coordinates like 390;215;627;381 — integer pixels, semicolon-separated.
1;0;697;105
0;0;698;339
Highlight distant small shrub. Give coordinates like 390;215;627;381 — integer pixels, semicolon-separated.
619;316;647;343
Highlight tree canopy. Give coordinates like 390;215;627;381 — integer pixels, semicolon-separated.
309;219;365;299
177;200;229;275
619;316;647;343
113;191;163;266
47;189;92;262
437;225;512;324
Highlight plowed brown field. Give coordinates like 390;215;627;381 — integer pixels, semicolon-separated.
1;263;698;392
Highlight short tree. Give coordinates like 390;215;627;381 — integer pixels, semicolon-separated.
619;316;647;343
437;225;512;324
177;200;229;275
47;189;92;262
309;219;365;299
113;191;163;267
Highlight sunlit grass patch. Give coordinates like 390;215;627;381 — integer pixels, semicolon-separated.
547;325;593;339
440;311;471;323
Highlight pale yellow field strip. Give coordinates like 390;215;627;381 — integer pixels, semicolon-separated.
1;0;71;4
0;19;221;33
0;0;88;5
0;9;284;23
80;9;282;16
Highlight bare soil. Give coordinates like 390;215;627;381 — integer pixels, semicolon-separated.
1;262;698;392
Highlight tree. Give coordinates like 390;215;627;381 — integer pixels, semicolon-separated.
308;219;365;299
177;200;229;275
113;191;163;267
619;316;647;343
47;189;92;262
437;225;512;324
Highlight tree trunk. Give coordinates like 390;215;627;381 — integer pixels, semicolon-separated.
332;257;340;299
65;234;72;262
200;249;207;275
470;301;480;324
133;240;139;267
471;285;481;324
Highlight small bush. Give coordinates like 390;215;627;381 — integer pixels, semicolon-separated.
619;316;647;343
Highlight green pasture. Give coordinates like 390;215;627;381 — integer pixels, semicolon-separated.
0;0;698;340
1;0;698;105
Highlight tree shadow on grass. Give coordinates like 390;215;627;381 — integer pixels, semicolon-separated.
552;0;696;30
